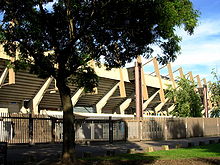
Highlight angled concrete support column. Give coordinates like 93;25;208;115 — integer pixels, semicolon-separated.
201;109;205;116
178;67;184;78
202;78;207;85
119;68;126;97
168;104;175;113
9;57;15;84
119;98;132;115
0;58;16;87
143;90;159;110
96;82;119;114
141;67;148;100
0;68;9;86
167;63;176;88
153;58;165;103
155;98;169;113
196;75;202;88
71;88;84;106
32;77;53;114
189;71;194;82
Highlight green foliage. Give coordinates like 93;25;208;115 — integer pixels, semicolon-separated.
209;69;220;117
166;78;202;117
0;0;199;90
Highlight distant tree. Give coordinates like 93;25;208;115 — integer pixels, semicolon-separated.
209;69;220;117
0;0;199;163
166;78;202;117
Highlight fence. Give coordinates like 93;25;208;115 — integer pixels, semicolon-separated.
125;117;220;141
0;113;125;144
0;113;220;144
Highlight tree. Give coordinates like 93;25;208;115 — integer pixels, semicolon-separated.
166;78;202;117
0;0;199;163
209;69;220;117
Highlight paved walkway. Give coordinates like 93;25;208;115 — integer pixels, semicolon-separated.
6;136;220;164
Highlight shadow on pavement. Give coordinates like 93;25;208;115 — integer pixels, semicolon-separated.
7;141;160;164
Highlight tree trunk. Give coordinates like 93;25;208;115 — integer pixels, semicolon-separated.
57;78;76;164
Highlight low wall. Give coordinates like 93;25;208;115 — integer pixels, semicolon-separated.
125;117;220;141
0;113;219;143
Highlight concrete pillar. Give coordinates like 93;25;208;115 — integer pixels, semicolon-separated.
203;85;208;118
135;56;143;118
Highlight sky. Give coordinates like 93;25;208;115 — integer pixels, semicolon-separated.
145;0;220;82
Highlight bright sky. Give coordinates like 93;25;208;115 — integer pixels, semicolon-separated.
164;0;220;82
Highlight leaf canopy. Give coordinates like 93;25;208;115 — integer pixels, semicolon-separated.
0;0;199;89
166;78;202;117
209;69;220;117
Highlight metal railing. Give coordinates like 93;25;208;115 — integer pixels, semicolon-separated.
0;113;125;144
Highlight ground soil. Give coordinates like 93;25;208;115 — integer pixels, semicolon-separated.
45;157;220;165
151;157;220;165
8;157;220;165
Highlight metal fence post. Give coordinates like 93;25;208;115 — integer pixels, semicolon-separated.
139;119;142;141
217;118;220;136
124;120;128;141
109;116;113;144
202;118;205;137
164;118;168;140
185;118;188;138
91;121;94;140
51;118;56;143
28;114;34;145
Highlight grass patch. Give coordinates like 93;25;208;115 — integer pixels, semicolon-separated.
148;143;220;160
81;143;220;161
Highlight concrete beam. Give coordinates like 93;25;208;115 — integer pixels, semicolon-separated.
168;104;175;113
202;78;207;85
96;82;119;114
178;67;184;78
0;57;16;87
153;58;165;103
141;67;148;100
155;98;169;113
71;88;84;106
201;109;205;115
9;57;15;84
32;77;53;114
143;90;159;110
196;75;202;88
9;68;15;84
142;58;153;66
119;68;126;97
119;98;132;115
167;63;176;88
189;71;194;82
208;99;212;109
0;68;9;86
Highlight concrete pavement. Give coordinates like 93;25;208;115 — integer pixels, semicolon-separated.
6;136;220;164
